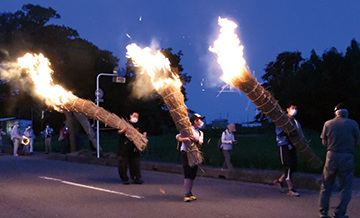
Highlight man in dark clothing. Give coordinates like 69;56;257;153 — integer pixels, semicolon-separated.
319;103;360;218
117;112;147;185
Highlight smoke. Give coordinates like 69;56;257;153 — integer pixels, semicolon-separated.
126;39;165;100
0;61;34;92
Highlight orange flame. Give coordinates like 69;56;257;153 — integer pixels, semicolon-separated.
209;17;247;85
17;53;76;109
126;43;182;90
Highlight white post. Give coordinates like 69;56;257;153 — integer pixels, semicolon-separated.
96;73;118;158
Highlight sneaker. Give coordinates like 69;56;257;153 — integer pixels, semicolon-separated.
184;195;192;202
287;189;300;197
13;153;18;157
189;192;196;200
133;179;144;184
273;180;285;193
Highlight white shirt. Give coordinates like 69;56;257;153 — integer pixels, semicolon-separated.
221;129;235;150
176;126;203;152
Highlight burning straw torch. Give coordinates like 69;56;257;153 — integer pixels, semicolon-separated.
126;44;203;167
209;17;322;169
15;53;148;151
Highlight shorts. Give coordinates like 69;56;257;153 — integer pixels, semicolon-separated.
280;144;297;175
180;151;198;180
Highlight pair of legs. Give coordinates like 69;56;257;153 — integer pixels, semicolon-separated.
181;151;197;200
277;144;297;192
222;149;234;170
13;138;20;156
319;152;353;218
45;137;52;153
118;154;142;183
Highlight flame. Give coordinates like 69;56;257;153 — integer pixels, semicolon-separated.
17;53;76;109
209;17;247;85
126;43;182;90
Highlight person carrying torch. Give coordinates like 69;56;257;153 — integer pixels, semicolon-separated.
273;103;301;197
176;113;205;202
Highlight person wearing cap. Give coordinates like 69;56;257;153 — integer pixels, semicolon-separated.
176;113;205;202
23;125;35;154
273;103;301;197
11;121;23;156
318;103;360;218
220;123;237;170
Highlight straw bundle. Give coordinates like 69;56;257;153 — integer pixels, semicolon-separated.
157;83;203;167
231;68;322;169
60;97;148;151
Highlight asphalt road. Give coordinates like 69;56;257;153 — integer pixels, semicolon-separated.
1;153;360;218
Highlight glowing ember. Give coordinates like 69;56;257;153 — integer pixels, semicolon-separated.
126;43;182;90
17;53;76;109
209;17;247;84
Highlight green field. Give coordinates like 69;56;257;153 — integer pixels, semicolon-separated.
10;124;360;176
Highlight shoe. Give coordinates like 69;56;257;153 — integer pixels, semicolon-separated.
184;195;192;202
13;153;18;157
122;181;130;185
332;215;349;218
273;179;285;193
133;179;144;184
189;192;196;200
287;189;300;197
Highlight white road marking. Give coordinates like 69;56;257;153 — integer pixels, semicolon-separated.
39;176;144;199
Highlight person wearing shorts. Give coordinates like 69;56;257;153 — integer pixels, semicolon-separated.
176;113;204;202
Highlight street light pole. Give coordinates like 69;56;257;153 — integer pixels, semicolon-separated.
95;73;118;158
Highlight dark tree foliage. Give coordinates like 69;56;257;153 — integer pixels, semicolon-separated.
0;4;193;135
262;39;360;131
0;4;118;132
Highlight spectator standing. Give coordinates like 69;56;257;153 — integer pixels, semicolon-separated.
23;125;35;154
0;128;6;153
319;103;360;218
220;123;237;170
59;125;69;154
117;112;147;185
11;121;22;156
273;103;301;197
176;113;205;202
42;124;53;154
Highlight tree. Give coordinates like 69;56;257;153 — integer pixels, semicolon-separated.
0;4;119;150
262;40;360;131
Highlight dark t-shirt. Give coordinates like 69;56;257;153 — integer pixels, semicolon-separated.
117;122;143;157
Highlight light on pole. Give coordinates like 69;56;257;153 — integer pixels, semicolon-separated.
95;68;126;158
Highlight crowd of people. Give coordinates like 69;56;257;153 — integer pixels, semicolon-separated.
1;102;360;217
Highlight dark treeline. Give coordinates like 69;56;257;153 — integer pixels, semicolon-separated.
1;4;360;135
0;4;191;135
262;40;360;131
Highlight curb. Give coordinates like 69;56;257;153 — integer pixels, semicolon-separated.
46;152;322;190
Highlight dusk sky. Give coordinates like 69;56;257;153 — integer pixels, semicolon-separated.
1;1;360;124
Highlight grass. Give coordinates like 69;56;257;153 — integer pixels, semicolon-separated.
5;124;360;176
